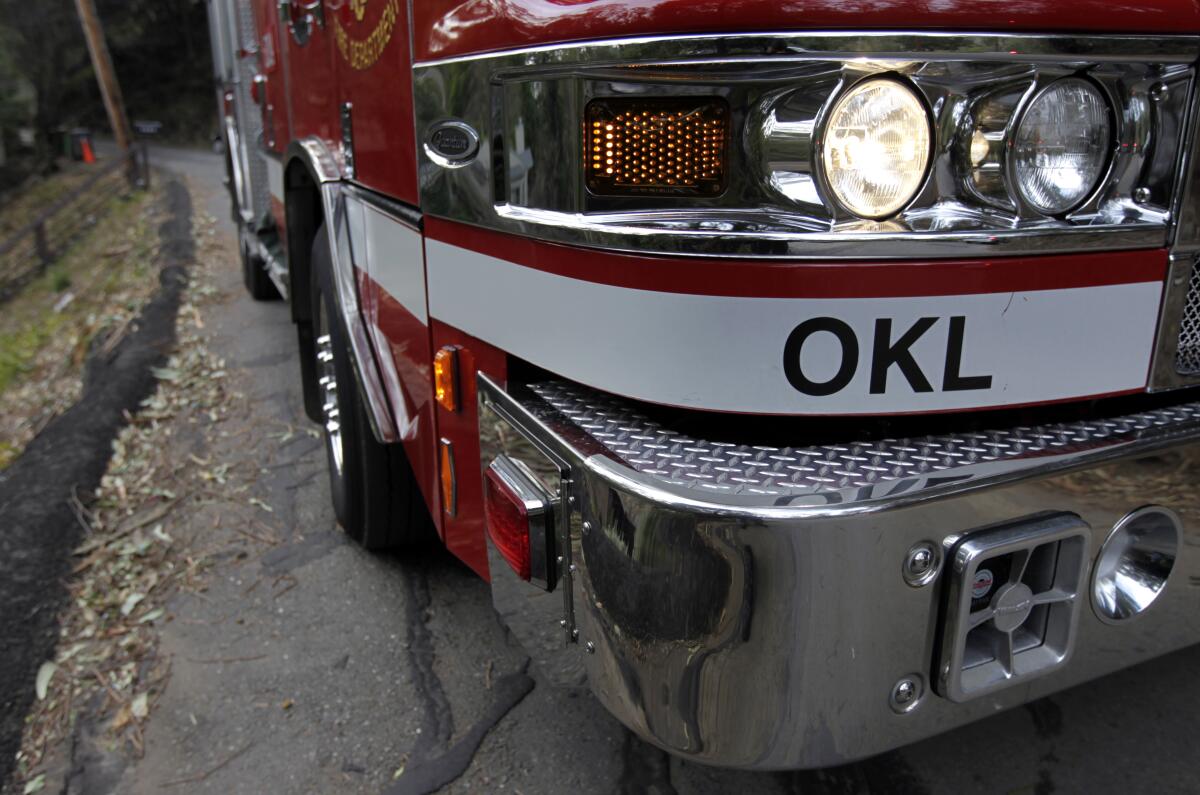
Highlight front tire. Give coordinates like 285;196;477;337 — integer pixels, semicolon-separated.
309;224;433;550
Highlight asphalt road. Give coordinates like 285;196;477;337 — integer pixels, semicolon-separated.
103;143;1200;794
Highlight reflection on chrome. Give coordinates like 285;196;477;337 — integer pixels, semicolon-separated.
478;375;1200;768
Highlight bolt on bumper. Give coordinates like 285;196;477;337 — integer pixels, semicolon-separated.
478;374;1200;770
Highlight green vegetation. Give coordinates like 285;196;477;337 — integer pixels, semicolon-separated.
0;313;63;394
0;160;97;236
0;181;159;468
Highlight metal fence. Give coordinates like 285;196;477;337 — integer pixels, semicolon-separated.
0;145;151;303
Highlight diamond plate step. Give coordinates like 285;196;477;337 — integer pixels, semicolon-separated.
527;380;1200;503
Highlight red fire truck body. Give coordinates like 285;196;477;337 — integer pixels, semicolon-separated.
208;0;1200;769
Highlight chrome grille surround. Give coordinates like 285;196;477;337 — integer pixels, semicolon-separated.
414;32;1200;260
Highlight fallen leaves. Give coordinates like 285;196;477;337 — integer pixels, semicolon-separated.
11;199;254;789
34;663;57;701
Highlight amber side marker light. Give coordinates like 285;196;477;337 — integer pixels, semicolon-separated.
439;438;456;517
433;346;459;411
585;97;728;197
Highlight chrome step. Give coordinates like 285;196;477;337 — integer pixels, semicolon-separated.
525;380;1200;512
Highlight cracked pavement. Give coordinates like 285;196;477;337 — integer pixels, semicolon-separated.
79;145;1200;795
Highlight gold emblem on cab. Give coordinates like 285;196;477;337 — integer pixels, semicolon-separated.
334;0;398;70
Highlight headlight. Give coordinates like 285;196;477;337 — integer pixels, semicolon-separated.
820;78;932;219
1013;78;1111;215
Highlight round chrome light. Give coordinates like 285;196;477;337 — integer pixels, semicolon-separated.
821;78;932;220
1013;78;1112;215
1092;505;1181;623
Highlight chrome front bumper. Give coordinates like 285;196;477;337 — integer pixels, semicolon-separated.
478;374;1200;770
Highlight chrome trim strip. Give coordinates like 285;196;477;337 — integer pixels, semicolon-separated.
344;182;423;231
1168;65;1200;250
323;179;399;443
223;114;253;226
492;206;1166;259
287;135;343;183
415;31;1200;69
287;137;397;443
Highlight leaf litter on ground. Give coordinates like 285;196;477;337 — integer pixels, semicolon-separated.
9;198;265;793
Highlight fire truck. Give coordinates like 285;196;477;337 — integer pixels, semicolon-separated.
207;0;1200;769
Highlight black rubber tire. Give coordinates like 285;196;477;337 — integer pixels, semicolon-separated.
240;227;280;301
296;320;323;423
309;224;434;550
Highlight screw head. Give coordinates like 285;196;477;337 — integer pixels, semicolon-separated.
582;521;592;535
903;541;941;587
910;548;932;573
585;641;596;654
1134;186;1152;205
1151;82;1169;102
890;675;924;714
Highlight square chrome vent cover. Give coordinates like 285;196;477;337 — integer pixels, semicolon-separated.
936;513;1090;703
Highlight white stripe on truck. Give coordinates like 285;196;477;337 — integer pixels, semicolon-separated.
424;239;1162;415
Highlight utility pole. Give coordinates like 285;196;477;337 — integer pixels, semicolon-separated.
74;0;132;151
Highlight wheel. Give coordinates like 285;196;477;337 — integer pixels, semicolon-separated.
240;225;280;301
309;224;434;550
296;320;323;423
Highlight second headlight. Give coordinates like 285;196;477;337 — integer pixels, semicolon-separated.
820;77;932;220
1012;77;1112;215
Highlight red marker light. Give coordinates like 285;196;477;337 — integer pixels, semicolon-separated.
484;458;539;581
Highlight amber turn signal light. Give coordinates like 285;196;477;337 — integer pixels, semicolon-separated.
585;97;728;197
433;346;459;411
